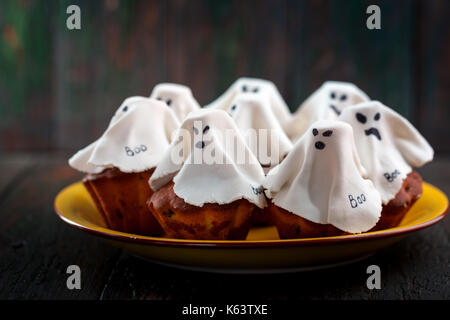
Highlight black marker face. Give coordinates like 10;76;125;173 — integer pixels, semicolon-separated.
195;141;206;149
365;127;381;141
312;128;333;150
193;123;212;149
329;90;353;116
155;96;173;107
122;106;128;112
315;141;325;150
355;111;382;141
241;84;260;94
356;112;367;124
228;104;238;117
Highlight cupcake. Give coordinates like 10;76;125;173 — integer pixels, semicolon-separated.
286;81;369;141
264;120;382;239
149;83;200;122
69;98;180;235
205;77;292;129
339;101;434;229
148;109;267;240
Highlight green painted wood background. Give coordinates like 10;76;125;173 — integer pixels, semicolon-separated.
0;0;448;154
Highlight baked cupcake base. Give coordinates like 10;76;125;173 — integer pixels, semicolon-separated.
147;182;256;240
266;203;347;239
370;170;422;231
83;167;162;236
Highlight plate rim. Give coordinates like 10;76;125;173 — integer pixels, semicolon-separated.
54;181;449;249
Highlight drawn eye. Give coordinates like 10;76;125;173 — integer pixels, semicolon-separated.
374;112;381;121
231;105;237;111
203;125;210;134
356;112;367;124
122;106;128;112
312;128;318;136
195;141;206;149
253;87;259;93
340;94;347;101
193;126;199;135
330;92;336;99
242;85;248;92
166;99;172;106
323;130;333;137
156;97;162;101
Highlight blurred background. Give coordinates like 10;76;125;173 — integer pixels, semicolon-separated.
0;0;449;156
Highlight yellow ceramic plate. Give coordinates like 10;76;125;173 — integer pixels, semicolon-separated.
54;181;448;273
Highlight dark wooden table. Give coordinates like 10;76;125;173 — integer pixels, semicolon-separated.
0;154;448;300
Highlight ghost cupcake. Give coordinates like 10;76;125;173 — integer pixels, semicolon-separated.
148;109;266;240
264;120;382;239
226;93;293;226
150;83;200;122
205;77;292;129
339;101;434;230
286;81;369;141
69;98;180;235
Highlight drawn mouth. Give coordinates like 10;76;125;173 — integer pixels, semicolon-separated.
365;127;381;141
329;105;341;116
315;141;326;150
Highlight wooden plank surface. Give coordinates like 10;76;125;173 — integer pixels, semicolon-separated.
0;155;448;299
0;157;121;299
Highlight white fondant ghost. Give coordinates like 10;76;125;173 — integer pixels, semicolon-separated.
226;93;293;172
149;83;200;122
150;109;267;208
339;101;434;204
205;77;292;128
286;81;370;140
264;120;382;234
69;98;180;173
68;96;147;174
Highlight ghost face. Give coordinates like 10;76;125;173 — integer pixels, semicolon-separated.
150;84;200;122
311;127;334;150
155;94;174;107
240;83;260;93
192;122;212;150
327;89;352;116
151;84;190;109
355;110;382;141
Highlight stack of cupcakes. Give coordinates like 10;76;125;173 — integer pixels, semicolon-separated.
69;78;434;240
